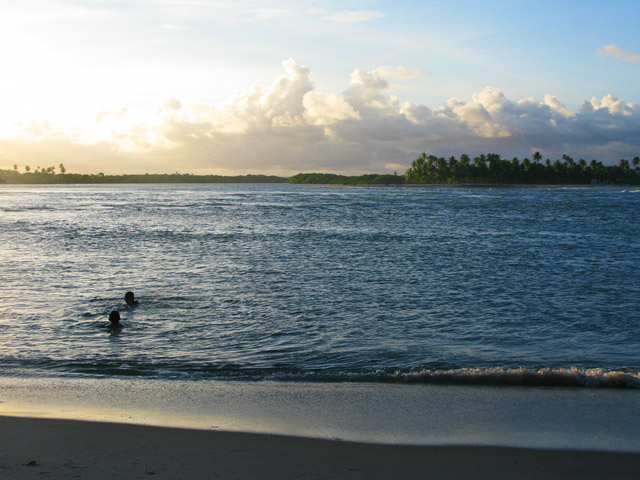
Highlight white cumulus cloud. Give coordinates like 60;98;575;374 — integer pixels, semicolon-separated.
597;44;640;64
375;66;420;79
2;59;639;175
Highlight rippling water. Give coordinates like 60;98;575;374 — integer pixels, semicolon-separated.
1;184;639;387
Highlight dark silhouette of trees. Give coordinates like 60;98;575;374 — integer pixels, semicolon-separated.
404;153;640;185
289;172;403;185
291;153;639;186
533;151;542;164
0;167;289;184
2;154;640;185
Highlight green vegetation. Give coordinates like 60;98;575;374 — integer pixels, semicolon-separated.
288;173;404;185
2;152;640;185
289;153;640;185
0;166;287;184
404;153;640;185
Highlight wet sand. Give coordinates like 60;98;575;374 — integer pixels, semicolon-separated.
2;415;639;479
3;377;640;451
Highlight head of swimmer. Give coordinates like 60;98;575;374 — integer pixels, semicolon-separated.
124;291;138;306
109;310;121;326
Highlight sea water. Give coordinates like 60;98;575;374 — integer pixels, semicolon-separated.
1;183;639;386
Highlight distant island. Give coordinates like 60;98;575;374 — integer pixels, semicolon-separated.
0;165;288;184
1;152;639;185
288;173;404;185
401;153;640;186
291;153;640;186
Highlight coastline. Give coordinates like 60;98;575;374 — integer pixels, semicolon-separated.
2;376;640;452
2;416;640;480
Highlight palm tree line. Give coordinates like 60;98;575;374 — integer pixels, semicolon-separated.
405;153;640;185
2;153;640;185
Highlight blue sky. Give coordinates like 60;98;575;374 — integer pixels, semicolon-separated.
0;0;638;174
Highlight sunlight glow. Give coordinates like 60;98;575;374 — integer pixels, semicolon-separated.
0;1;638;173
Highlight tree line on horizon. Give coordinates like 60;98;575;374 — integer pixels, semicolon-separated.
287;173;404;185
402;152;640;185
1;152;640;185
0;164;288;184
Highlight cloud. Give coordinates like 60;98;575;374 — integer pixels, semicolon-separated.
325;10;384;23
543;95;576;118
375;66;420;80
162;99;182;111
2;59;640;175
597;44;640;64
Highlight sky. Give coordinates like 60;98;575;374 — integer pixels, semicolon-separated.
0;0;639;175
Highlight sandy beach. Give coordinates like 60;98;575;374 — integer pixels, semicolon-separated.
2;378;640;478
1;415;639;479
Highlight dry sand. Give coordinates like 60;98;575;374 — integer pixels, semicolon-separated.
1;415;639;479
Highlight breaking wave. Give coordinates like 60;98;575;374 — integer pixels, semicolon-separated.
55;363;640;389
267;367;640;389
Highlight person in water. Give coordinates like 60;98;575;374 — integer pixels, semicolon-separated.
124;291;139;307
109;310;121;328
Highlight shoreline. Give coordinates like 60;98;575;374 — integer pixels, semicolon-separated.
1;181;632;187
2;376;640;477
2;415;640;479
2;376;640;452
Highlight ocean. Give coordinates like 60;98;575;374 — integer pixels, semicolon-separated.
1;183;639;387
2;182;640;450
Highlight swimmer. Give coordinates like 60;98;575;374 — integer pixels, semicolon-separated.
109;310;121;328
124;291;139;307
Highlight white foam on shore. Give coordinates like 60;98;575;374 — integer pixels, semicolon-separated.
1;376;639;452
266;366;640;388
400;366;640;388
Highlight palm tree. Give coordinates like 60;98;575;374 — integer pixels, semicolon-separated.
553;159;566;182
406;154;428;183
619;159;630;171
435;157;447;182
562;154;574;168
533;151;542;164
511;158;520;182
578;159;587;174
473;154;486;169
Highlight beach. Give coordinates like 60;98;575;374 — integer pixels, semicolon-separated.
2;415;640;479
2;377;640;478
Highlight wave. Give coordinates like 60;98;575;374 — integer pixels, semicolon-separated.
1;206;55;212
290;367;640;389
21;362;639;389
